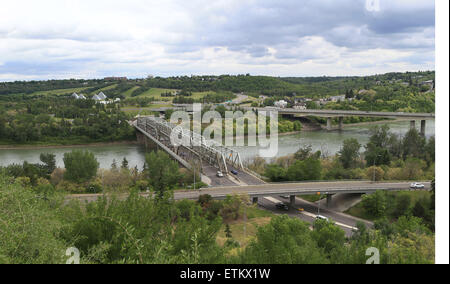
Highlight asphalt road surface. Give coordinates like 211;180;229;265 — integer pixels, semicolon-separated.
258;196;373;237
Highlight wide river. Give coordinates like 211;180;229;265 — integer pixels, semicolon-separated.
0;120;435;169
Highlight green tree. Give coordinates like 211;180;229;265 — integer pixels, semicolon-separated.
338;138;361;169
63;150;99;183
264;164;287;182
39;153;56;174
121;157;129;170
402;128;426;160
361;190;387;218
145;151;181;198
287;158;322;181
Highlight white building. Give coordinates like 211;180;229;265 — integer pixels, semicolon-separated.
97;92;107;100
329;95;346;102
274;100;288;108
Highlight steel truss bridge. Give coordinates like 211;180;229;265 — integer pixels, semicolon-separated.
135;116;244;175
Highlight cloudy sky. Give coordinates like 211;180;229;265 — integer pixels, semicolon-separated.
0;0;435;81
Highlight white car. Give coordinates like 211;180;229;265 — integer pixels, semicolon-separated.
216;171;224;178
315;215;329;222
410;183;425;189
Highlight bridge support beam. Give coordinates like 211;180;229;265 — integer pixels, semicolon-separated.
410;120;416;130
420;120;426;136
290;195;296;207
338;117;344;130
326;194;332;208
252;197;258;204
326;118;332;131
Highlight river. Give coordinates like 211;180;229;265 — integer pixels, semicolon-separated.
0;120;435;169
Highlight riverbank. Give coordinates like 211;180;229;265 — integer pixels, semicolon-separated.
0;140;139;150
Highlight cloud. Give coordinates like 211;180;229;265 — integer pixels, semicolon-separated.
0;0;435;80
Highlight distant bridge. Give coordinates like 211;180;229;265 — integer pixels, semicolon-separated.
245;107;435;134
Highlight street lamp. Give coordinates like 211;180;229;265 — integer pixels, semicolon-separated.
372;153;382;183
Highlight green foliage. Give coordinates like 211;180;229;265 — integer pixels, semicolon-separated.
286;158;322;181
145;151;181;198
361;191;387;218
0;176;67;264
63;150;99;183
240;216;326;264
338;138;361;169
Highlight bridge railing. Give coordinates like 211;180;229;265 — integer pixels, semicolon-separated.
136;116;244;174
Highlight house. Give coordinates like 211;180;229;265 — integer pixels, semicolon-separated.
293;103;307;110
92;94;102;101
72;93;87;100
420;80;434;87
274;100;288;108
97;92;107;100
329;95;346;102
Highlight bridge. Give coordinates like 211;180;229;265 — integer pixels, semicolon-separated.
68;181;431;208
133;116;264;187
245;107;435;134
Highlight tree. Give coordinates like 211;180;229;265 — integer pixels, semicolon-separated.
393;193;412;218
287;158;322;181
338;138;361;169
240;216;326;264
225;224;233;239
361;190;387;218
39;153;56;174
145;151;181;198
366;166;384;182
121;157;129;170
264;164;287;182
294;145;321;161
402;128;426;160
63;150;99;183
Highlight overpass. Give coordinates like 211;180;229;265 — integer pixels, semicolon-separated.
68;181;431;208
246;107;435;134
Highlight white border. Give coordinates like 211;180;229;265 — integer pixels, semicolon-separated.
435;0;449;265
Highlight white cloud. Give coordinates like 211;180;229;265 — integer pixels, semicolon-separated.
0;0;435;80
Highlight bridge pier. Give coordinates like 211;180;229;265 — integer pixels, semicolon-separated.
338;117;344;130
290;195;296;207
420;120;426;136
252;197;259;204
326;118;332;131
326;194;332;208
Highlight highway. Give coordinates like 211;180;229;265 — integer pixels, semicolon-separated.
258;196;373;237
68;181;430;203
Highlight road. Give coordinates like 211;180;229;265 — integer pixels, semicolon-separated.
68;181;430;205
258;196;373;237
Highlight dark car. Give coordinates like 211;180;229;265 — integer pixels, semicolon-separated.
275;203;289;211
231;169;238;175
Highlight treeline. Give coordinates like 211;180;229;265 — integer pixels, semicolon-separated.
0;97;135;144
0;79;107;96
249;125;434;183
